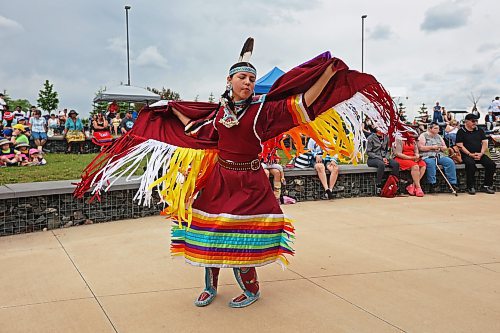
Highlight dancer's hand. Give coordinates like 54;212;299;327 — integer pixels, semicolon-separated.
331;58;348;73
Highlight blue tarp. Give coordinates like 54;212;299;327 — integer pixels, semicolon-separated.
255;67;285;94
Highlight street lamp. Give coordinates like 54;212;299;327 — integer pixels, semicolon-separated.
125;5;131;86
361;14;367;73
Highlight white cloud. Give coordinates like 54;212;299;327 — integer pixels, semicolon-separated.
1;0;499;120
421;1;471;32
135;46;168;69
369;25;394;40
106;37;127;55
477;43;500;53
0;15;23;36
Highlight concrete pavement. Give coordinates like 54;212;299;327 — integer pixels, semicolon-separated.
1;193;499;332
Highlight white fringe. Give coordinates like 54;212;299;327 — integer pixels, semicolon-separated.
90;139;179;206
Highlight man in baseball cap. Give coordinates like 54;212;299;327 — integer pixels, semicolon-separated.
456;113;496;194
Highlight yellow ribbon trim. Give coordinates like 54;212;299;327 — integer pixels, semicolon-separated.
284;107;360;164
149;147;218;227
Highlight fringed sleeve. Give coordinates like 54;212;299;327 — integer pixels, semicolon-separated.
74;101;220;225
257;52;413;163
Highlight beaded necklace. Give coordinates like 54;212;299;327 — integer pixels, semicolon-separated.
219;99;251;128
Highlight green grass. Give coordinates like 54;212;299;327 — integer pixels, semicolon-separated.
0;153;98;185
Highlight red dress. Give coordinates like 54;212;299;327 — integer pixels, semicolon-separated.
395;142;426;170
173;96;297;268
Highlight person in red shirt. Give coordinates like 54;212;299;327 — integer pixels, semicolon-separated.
107;101;119;124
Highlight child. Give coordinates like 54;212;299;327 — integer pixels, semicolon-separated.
111;113;121;136
3;109;14;127
29;148;47;166
15;143;30;166
0;139;20;166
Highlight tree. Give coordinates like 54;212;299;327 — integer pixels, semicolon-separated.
9;99;32;112
146;86;181;101
208;92;215;103
92;88;108;115
418;103;428;116
397;102;407;123
194;95;199;102
2;90;33;113
37;80;59;113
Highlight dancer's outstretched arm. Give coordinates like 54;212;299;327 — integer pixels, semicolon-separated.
304;64;337;107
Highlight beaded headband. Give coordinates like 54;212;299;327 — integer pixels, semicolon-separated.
229;66;257;76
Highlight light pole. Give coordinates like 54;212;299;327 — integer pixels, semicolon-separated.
361;14;367;73
125;5;131;86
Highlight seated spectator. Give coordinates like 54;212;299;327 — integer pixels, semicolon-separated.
0;93;6;120
456;114;496;194
47;113;60;136
394;134;427;197
107;100;119;123
15;143;30;166
366;128;400;194
42;110;50;122
485;110;496;131
444;119;460;146
2;128;13;141
91;113;113;149
93;113;109;133
417;122;458;192
13;106;25;123
0;139;20;166
2;106;14;127
28;148;47;166
29;110;48;152
362;115;376;138
259;136;285;202
443;108;453;124
63;110;86;154
58;109;67;133
14;117;31;136
28;105;38;119
120;111;135;135
111;113;122;136
89;114;97;133
417;114;430;134
11;124;30;145
307;137;342;200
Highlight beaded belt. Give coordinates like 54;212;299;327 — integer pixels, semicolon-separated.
218;157;261;171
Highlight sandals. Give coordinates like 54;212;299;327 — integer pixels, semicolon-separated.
406;184;415;196
406;184;424;197
415;187;425;197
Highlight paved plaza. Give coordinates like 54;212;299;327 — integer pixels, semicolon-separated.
1;194;499;333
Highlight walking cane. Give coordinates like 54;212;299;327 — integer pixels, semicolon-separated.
434;153;458;196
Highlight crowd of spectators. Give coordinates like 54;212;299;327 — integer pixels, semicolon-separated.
1;91;497;196
0;95;137;162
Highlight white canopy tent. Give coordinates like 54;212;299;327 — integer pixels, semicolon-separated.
93;85;161;104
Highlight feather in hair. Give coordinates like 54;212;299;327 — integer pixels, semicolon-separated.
238;37;254;62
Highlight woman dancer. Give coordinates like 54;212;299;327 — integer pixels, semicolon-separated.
75;38;409;308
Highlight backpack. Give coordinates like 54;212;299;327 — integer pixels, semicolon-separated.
380;175;398;198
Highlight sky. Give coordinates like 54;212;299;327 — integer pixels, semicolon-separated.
1;0;499;119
